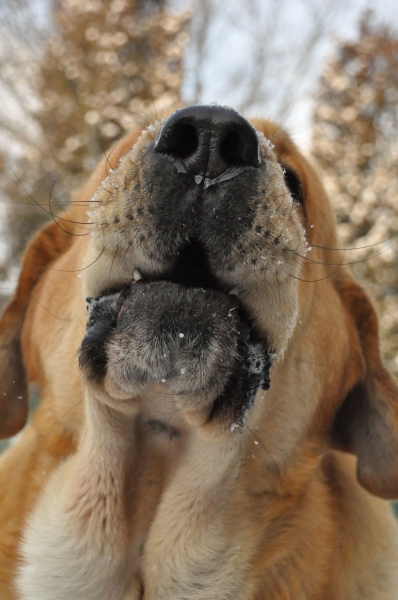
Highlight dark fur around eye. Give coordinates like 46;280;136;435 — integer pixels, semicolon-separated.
283;167;303;204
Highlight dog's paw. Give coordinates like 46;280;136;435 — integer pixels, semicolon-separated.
79;281;271;425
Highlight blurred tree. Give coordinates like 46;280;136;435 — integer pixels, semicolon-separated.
0;0;188;270
182;0;347;116
312;11;398;376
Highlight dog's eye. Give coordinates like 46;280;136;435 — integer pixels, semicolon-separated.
283;167;303;204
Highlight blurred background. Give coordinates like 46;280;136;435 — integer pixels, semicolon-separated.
0;0;398;463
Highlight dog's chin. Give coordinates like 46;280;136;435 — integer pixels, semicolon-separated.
80;278;272;430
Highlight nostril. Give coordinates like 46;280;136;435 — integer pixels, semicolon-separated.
171;123;199;159
220;130;248;167
219;125;260;169
155;121;199;160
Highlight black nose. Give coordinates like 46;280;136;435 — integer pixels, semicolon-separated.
154;105;261;183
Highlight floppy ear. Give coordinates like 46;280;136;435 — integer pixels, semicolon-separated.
331;277;398;499
0;220;72;438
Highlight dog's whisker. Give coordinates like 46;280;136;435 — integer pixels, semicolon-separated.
48;226;106;273
311;233;398;252
294;238;398;268
48;164;98;234
29;293;72;323
11;170;94;235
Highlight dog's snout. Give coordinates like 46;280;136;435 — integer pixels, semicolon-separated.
154;105;261;180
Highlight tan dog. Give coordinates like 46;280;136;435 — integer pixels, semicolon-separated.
1;106;398;599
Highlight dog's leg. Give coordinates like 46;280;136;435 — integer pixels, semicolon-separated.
141;428;248;600
17;395;144;600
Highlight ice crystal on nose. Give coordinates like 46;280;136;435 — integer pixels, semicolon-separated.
257;131;275;157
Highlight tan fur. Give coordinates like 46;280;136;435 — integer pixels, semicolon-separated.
0;115;397;599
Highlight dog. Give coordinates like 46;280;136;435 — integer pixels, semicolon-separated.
1;105;398;599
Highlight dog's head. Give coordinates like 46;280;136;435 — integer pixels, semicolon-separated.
1;105;398;499
83;106;306;357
